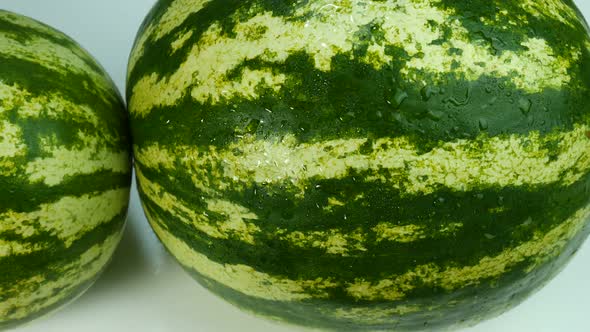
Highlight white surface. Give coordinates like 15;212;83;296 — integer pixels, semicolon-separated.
1;1;590;331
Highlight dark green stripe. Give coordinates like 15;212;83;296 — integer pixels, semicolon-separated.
129;50;589;152
579;36;590;90
0;171;131;214
434;0;589;54
137;163;590;285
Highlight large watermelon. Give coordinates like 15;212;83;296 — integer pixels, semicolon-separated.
0;10;132;329
127;0;590;330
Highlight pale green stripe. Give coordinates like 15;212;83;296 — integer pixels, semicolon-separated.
0;239;46;257
135;124;590;197
0;118;26;176
25;132;130;187
0;188;129;248
0;120;26;159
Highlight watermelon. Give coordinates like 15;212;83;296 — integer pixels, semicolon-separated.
0;10;131;329
127;0;590;330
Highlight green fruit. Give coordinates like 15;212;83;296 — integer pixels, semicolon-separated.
0;10;131;329
127;0;590;330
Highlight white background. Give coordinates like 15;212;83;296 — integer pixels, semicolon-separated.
2;1;590;331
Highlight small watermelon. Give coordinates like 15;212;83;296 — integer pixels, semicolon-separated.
0;10;131;329
127;0;590;330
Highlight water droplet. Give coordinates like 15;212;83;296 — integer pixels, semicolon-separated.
391;89;408;108
519;98;532;114
505;91;512;97
485;86;493;94
367;110;383;121
339;111;356;122
245;119;260;134
479;118;489;130
426;109;443;121
391;112;403;122
497;196;504;205
359;140;373;155
484;233;496;240
444;87;471;107
527;114;534;126
299;122;311;132
522;217;533;226
498;82;505;90
421;86;437;101
281;209;295;220
475;193;484;200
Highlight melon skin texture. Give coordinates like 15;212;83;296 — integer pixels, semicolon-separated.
127;0;590;330
0;10;132;329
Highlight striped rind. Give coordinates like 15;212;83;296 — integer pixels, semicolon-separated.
135;123;590;197
0;189;130;249
136;157;590;302
0;11;119;106
519;0;580;27
128;0;214;72
128;0;590;330
134;122;590;257
25;133;130;187
128;0;580;118
0;231;123;323
0;10;131;327
150;200;589;301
